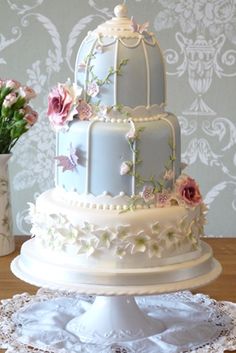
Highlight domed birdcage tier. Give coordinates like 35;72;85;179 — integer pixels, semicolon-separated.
75;4;166;116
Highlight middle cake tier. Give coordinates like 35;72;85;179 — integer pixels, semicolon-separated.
55;113;181;198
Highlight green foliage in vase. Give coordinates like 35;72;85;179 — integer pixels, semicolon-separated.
0;79;38;154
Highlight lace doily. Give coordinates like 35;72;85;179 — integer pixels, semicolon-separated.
0;289;236;353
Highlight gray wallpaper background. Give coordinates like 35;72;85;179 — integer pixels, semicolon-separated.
0;0;236;236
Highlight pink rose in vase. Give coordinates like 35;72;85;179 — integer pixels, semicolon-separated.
2;92;18;108
175;175;202;206
24;105;38;126
5;79;21;90
47;83;77;130
21;85;37;101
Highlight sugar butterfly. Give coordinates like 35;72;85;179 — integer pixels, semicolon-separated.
131;16;149;34
55;143;79;172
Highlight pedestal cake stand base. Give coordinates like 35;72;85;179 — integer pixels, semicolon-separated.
2;289;236;353
11;240;222;344
66;295;165;344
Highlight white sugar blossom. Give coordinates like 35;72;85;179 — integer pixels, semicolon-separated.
151;222;160;234
96;228;116;249
116;247;127;259
78;236;99;256
81;222;96;233
187;220;200;247
56;224;79;245
116;225;131;240
129;231;150;254
196;203;208;235
30;210;56;234
148;240;161;258
161;226;183;249
178;215;189;234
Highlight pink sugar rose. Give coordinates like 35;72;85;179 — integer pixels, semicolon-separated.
47;83;77;130
175;175;202;206
77;99;93;120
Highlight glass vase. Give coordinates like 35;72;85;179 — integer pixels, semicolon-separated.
0;154;15;256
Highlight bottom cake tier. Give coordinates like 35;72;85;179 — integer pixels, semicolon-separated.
11;239;221;295
27;188;207;270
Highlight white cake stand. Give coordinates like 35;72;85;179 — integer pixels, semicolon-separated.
11;240;221;345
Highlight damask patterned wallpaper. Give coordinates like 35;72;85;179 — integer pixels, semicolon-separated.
1;0;236;236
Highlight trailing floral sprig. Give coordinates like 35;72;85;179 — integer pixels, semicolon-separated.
124;120;166;191
0;79;38;154
47;55;129;131
119;117;182;213
95;59;129;86
86;57;129;103
120;174;203;213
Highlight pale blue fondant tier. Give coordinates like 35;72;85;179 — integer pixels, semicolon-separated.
75;35;165;109
55;114;181;197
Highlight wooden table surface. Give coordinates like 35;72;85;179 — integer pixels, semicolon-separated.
0;236;236;353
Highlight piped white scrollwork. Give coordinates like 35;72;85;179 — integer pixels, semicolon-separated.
0;26;22;65
202;117;236;152
7;0;44;15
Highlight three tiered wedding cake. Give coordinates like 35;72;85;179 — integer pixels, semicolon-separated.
15;4;215;289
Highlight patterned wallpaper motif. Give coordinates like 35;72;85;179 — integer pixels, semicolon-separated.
0;0;235;236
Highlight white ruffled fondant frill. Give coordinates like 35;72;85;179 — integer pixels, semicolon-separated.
0;289;236;353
